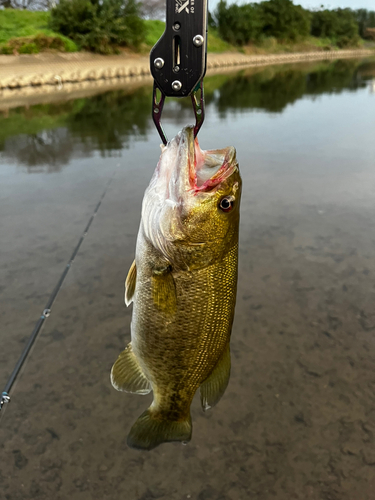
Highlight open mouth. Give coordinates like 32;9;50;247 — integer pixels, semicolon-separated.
182;127;237;192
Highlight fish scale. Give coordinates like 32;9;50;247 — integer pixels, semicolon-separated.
134;255;236;414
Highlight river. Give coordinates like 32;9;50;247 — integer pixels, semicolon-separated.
1;57;375;499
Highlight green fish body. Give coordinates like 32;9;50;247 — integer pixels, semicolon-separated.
111;127;242;450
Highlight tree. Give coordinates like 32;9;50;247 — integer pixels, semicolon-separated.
311;8;360;47
215;0;263;46
50;0;145;53
354;8;375;38
260;0;311;42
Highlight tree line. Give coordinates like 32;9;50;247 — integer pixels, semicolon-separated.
212;0;375;48
1;0;374;53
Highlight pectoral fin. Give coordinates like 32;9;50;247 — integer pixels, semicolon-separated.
125;260;137;306
151;266;177;314
200;343;231;411
111;343;151;394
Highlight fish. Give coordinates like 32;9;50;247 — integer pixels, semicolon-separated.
111;126;242;450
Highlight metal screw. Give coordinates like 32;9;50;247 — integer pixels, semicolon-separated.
193;35;204;47
154;58;164;69
172;80;182;91
173;65;180;73
154;107;159;114
173;22;181;31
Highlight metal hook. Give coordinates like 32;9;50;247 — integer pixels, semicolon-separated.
152;81;205;146
191;80;205;139
152;82;168;146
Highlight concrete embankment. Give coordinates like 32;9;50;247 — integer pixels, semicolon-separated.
0;49;373;104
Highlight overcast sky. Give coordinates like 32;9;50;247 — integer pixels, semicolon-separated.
208;0;374;10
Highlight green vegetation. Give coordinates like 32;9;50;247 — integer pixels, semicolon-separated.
49;0;145;54
215;2;263;46
0;9;78;53
355;9;375;38
207;28;236;53
1;0;375;56
1;33;78;54
0;9;51;42
311;8;360;47
144;19;164;48
213;0;375;49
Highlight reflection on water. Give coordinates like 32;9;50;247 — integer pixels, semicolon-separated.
214;59;372;114
1;58;374;171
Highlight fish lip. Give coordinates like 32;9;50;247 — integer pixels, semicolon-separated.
182;127;237;193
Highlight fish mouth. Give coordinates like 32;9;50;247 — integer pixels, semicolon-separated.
179;127;237;193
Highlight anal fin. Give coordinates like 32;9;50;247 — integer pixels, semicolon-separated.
111;343;151;394
200;343;231;411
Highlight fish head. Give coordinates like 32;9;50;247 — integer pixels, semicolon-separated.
142;126;242;270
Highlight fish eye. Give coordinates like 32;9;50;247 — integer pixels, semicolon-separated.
219;196;234;213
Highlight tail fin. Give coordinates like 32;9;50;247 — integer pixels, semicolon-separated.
127;409;192;451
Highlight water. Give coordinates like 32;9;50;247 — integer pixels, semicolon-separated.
1;58;375;499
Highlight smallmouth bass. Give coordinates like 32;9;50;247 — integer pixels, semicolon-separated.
111;126;241;450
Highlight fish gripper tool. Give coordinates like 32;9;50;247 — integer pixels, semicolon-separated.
150;0;208;145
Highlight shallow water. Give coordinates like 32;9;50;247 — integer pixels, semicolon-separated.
1;58;375;499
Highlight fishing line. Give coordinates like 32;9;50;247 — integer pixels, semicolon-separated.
0;173;115;418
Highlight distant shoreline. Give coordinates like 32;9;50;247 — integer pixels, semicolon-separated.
0;49;374;106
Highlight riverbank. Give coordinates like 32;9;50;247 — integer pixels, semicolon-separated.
0;49;374;101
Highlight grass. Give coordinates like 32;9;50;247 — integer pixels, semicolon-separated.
0;10;371;56
207;27;238;53
0;9;79;53
144;19;165;48
242;35;364;55
0;13;236;55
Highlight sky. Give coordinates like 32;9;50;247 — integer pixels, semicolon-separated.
208;0;374;10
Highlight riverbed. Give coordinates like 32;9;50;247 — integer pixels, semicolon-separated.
1;57;375;500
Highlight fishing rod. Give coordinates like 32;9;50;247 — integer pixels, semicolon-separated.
150;0;208;145
0;177;114;416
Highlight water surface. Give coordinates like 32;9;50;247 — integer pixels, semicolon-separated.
1;58;375;500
